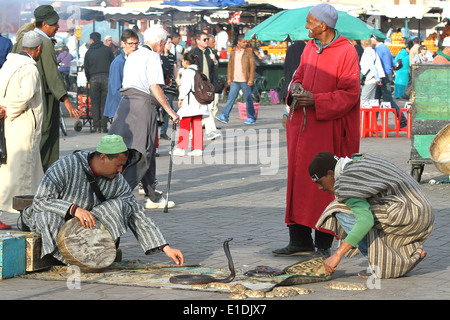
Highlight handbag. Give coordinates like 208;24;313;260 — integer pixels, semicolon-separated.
394;59;403;70
360;55;378;86
0;118;7;164
360;70;370;86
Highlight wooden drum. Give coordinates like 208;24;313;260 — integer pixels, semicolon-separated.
56;218;116;273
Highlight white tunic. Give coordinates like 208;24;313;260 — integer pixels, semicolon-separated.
0;52;43;212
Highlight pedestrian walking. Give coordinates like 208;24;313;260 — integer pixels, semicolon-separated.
108;25;179;210
216;34;256;125
172;52;209;157
84;32;115;133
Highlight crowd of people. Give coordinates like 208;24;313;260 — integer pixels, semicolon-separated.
357;22;450;108
0;3;440;277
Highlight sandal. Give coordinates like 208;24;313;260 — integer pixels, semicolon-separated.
405;250;427;275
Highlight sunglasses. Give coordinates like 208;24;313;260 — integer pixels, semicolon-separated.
201;38;209;42
126;42;140;46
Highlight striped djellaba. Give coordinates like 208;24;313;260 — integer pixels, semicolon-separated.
23;151;167;263
316;153;434;279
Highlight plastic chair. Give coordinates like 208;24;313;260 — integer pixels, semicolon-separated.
398;108;412;138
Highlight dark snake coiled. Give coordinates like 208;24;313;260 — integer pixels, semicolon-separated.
169;238;235;284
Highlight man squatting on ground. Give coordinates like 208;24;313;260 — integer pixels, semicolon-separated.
22;135;184;266
309;152;434;278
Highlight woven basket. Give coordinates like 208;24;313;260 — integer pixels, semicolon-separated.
429;123;450;174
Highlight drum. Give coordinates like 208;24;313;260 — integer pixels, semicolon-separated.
57;218;116;273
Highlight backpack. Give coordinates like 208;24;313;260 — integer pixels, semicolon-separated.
190;70;215;105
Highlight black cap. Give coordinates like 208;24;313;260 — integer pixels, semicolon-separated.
308;152;339;182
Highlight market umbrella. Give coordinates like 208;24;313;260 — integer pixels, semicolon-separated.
245;6;386;41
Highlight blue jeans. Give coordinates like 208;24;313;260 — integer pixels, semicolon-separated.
161;93;176;135
335;212;369;257
375;73;407;124
222;81;255;120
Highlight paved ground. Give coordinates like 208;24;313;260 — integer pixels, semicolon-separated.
1;100;449;305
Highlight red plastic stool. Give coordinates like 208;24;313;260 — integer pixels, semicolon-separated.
360;108;371;138
398;108;412;138
360;108;379;138
379;108;399;138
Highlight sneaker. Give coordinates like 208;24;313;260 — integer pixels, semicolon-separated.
272;245;315;256
160;133;171;140
171;148;186;156
145;196;175;209
187;149;203;157
138;183;145;195
244;118;256;125
216;114;229;124
206;130;222;141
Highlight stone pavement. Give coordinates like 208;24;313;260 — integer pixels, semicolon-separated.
0;101;449;303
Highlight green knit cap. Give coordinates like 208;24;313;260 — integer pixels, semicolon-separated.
96;135;128;154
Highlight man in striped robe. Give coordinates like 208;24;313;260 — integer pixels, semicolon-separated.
309;152;434;279
22;135;184;266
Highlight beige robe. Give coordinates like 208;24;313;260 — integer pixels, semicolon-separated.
0;52;43;212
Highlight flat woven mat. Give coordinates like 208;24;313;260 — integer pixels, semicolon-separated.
21;260;291;292
21;260;367;298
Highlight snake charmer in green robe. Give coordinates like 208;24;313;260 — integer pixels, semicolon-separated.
13;30;67;171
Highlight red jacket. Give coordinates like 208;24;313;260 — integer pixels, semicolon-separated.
285;36;360;232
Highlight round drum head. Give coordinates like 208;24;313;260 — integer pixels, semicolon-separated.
57;218;116;273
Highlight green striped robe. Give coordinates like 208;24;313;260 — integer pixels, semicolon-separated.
316;153;434;278
23;151;166;263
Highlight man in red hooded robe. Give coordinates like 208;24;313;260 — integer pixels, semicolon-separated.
273;3;360;257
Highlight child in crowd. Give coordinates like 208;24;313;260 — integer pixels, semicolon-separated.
172;52;209;156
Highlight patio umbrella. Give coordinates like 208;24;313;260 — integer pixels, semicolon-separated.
245;6;386;41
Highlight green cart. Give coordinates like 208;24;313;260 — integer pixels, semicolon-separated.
409;64;450;182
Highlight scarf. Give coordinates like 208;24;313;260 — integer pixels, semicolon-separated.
334;156;352;181
313;30;341;54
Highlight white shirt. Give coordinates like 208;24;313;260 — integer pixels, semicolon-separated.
360;47;385;82
215;30;229;51
122;46;164;95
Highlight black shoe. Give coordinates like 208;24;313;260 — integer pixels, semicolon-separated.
160;133;171;140
400;121;407;128
315;248;331;258
102;127;108;133
272;245;316;256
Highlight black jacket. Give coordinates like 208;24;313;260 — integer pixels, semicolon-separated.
84;41;115;82
190;46;218;85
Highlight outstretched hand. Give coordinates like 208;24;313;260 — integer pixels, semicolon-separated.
163;245;184;266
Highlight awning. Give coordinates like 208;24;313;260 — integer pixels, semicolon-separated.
80;6;163;21
383;5;431;19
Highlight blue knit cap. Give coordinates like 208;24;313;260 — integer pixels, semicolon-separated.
309;4;338;29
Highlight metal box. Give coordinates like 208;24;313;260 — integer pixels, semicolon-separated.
0;234;26;279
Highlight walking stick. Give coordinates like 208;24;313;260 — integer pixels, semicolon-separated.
164;122;177;213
